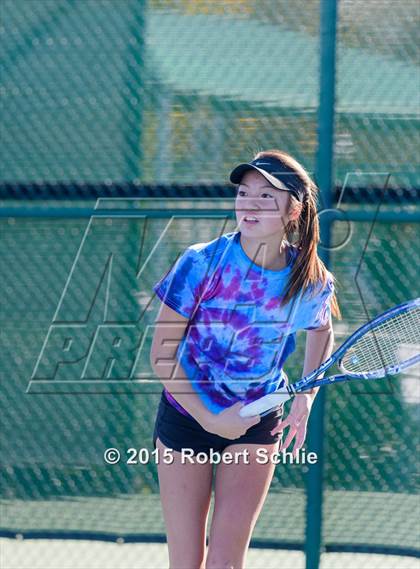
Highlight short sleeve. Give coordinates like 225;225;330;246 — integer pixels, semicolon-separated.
153;246;205;319
301;277;334;331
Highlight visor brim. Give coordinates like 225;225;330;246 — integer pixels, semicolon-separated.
229;163;301;201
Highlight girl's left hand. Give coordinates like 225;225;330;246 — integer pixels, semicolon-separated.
270;394;314;457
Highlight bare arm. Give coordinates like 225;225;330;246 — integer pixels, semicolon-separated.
150;301;261;437
150;301;214;425
301;317;335;402
272;317;335;454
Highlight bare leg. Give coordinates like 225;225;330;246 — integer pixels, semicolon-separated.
156;437;214;569
206;441;280;569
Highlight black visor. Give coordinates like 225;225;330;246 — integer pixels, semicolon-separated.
229;157;306;202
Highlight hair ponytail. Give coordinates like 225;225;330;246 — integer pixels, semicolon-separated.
254;149;341;319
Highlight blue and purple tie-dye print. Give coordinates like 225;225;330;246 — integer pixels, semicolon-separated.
153;231;334;418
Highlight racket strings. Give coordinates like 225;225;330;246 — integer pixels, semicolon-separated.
340;306;420;375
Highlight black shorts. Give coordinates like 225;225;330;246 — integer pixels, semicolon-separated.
152;390;283;456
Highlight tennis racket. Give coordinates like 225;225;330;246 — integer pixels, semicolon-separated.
239;298;420;418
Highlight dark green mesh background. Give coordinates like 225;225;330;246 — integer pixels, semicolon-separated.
1;0;419;564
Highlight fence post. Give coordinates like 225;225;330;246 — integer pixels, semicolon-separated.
305;1;338;569
122;1;146;181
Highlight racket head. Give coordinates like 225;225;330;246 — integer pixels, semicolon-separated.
337;298;420;378
239;391;291;418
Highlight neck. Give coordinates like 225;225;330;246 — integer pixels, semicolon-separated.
239;232;288;271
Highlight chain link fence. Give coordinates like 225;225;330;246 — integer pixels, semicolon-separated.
1;1;419;568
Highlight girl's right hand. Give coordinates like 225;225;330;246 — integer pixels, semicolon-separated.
202;402;261;440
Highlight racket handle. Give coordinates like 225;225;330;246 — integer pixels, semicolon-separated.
239;391;292;418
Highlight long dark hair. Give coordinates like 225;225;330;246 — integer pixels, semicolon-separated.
253;149;341;319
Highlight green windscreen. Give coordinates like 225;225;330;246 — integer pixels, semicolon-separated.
1;0;419;565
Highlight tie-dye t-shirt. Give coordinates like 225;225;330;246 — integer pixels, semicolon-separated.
153;231;334;418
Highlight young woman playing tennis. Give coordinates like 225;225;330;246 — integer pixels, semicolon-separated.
150;149;340;569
